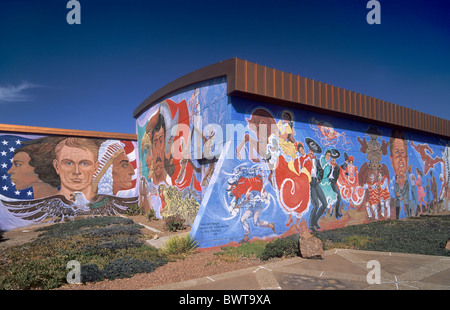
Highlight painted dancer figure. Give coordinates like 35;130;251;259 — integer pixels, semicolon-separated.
378;171;391;219
267;136;313;230
430;171;438;213
227;169;275;243
439;173;449;211
364;173;379;220
412;168;427;215
306;138;328;231
329;149;343;219
319;149;337;217
338;154;365;208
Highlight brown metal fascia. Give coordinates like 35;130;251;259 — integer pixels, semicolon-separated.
134;57;449;138
0;123;137;141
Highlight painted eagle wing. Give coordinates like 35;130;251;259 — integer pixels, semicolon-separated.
87;194;139;216
1;195;76;223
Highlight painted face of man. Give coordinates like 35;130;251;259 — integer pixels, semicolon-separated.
390;138;408;178
53;146;98;193
112;152;134;192
8;152;39;190
152;126;165;180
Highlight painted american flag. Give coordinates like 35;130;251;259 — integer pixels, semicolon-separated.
0;134;33;199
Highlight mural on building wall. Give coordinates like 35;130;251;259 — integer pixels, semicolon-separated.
0;134;139;231
189;96;450;248
136;77;228;225
135;78;449;249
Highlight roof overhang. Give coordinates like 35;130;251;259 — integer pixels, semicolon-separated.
134;57;449;139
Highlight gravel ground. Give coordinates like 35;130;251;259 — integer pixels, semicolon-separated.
56;250;263;290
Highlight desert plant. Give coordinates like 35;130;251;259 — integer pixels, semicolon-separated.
125;203;145;216
146;208;157;221
164;215;186;232
161;234;198;257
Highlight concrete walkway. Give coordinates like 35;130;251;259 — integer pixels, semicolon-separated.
144;249;450;290
145;231;191;249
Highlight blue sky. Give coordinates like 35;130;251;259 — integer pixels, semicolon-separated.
0;0;449;135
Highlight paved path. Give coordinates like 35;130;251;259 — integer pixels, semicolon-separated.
144;249;450;290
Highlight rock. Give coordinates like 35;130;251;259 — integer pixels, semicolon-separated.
445;239;450;251
299;230;325;260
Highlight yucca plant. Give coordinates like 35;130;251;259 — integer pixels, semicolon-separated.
161;234;198;257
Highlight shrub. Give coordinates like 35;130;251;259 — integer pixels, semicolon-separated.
161;234;198;257
125;203;145;216
83;223;143;238
80;263;103;283
260;237;299;261
164;215;186;232
36;216;134;239
80;258;166;283
146;208;157;221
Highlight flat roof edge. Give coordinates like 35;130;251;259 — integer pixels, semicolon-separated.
134;58;449;138
0;123;137;141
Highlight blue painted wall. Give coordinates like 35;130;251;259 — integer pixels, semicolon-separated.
136;78;450;249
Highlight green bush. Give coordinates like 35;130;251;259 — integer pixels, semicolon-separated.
83;223;143;238
125;203;145;216
80;258;166;283
146;208;157;221
36;216;134;239
260;237;299;261
164;215;186;232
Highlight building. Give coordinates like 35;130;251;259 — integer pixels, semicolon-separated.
1;58;448;249
134;58;450;249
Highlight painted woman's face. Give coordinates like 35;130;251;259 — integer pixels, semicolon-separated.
7;152;39;190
